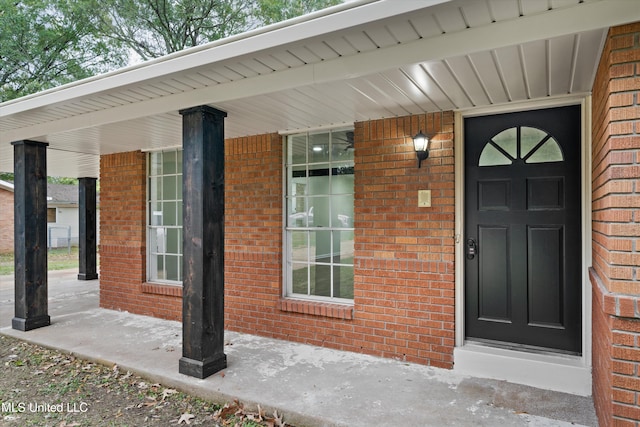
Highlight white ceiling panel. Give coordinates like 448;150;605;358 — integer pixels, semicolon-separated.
366;73;425;115
399;63;457;111
493;45;528;101
236;59;275;75
362;26;399;48
520;0;551;15
385;18;422;44
443;56;491;107
323;36;359;57
409;12;445;39
380;68;442;113
456;1;493;27
519;40;548;99
549;34;579;94
340;31;378;52
486;0;522;21
421;61;472;109
573;29;607;90
432;4;469;33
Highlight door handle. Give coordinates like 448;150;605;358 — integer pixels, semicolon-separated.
466;238;477;260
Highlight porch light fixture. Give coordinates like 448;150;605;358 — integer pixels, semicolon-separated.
413;130;429;168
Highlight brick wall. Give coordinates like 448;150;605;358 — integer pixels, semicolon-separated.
0;188;14;253
99;151;182;320
224;133;284;337
99;112;456;368
222;115;456;367
352;113;456;367
591;22;640;426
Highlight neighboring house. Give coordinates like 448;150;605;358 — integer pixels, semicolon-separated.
1;1;640;425
0;181;100;250
46;183;100;248
0;180;14;253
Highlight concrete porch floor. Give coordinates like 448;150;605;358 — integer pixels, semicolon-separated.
0;270;598;426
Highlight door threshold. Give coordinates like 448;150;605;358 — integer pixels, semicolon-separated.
454;341;591;396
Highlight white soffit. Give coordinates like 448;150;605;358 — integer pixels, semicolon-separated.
1;0;639;177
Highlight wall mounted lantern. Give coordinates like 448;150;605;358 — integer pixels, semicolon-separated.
413;130;429;168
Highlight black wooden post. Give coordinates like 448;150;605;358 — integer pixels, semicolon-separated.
12;140;50;331
179;106;227;379
78;177;99;280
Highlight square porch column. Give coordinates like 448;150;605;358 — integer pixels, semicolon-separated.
77;177;98;280
179;105;227;379
12;140;50;331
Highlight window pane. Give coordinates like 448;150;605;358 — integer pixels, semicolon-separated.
151;227;166;253
288;198;306;227
491;128;517;158
165;255;180;282
150;152;162;176
288;134;307;165
311;230;332;262
291;263;309;295
176;150;183;174
291;231;308;262
311;264;331;297
164;201;177;226
332;130;354;162
333;265;354;299
164;150;177;174
332;195;354;228
163;175;177;200
148;200;159;224
526;138;563;163
289;165;307;197
149;177;162;201
309;133;330;163
308;197;329;227
334;230;354;261
156;255;165;280
479;144;512;167
166;228;180;254
308;170;329;196
521;126;547;158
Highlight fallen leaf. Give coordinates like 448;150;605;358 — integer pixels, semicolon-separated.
273;410;285;427
162;388;178;400
177;413;195;424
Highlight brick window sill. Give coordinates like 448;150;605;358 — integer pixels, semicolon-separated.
142;282;182;297
278;298;353;320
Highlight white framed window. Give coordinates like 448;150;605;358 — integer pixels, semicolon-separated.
285;129;355;302
147;149;183;284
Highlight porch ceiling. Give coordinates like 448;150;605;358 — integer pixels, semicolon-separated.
1;0;638;178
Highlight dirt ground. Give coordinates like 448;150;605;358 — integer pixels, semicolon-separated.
0;335;289;427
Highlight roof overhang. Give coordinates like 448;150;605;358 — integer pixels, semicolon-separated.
1;0;639;177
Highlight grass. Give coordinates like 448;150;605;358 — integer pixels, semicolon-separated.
0;247;85;276
0;335;289;426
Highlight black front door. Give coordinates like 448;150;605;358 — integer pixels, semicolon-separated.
464;106;582;354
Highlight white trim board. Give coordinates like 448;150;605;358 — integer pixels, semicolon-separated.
454;343;591;396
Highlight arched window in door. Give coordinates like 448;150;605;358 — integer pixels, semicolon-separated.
478;126;564;167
